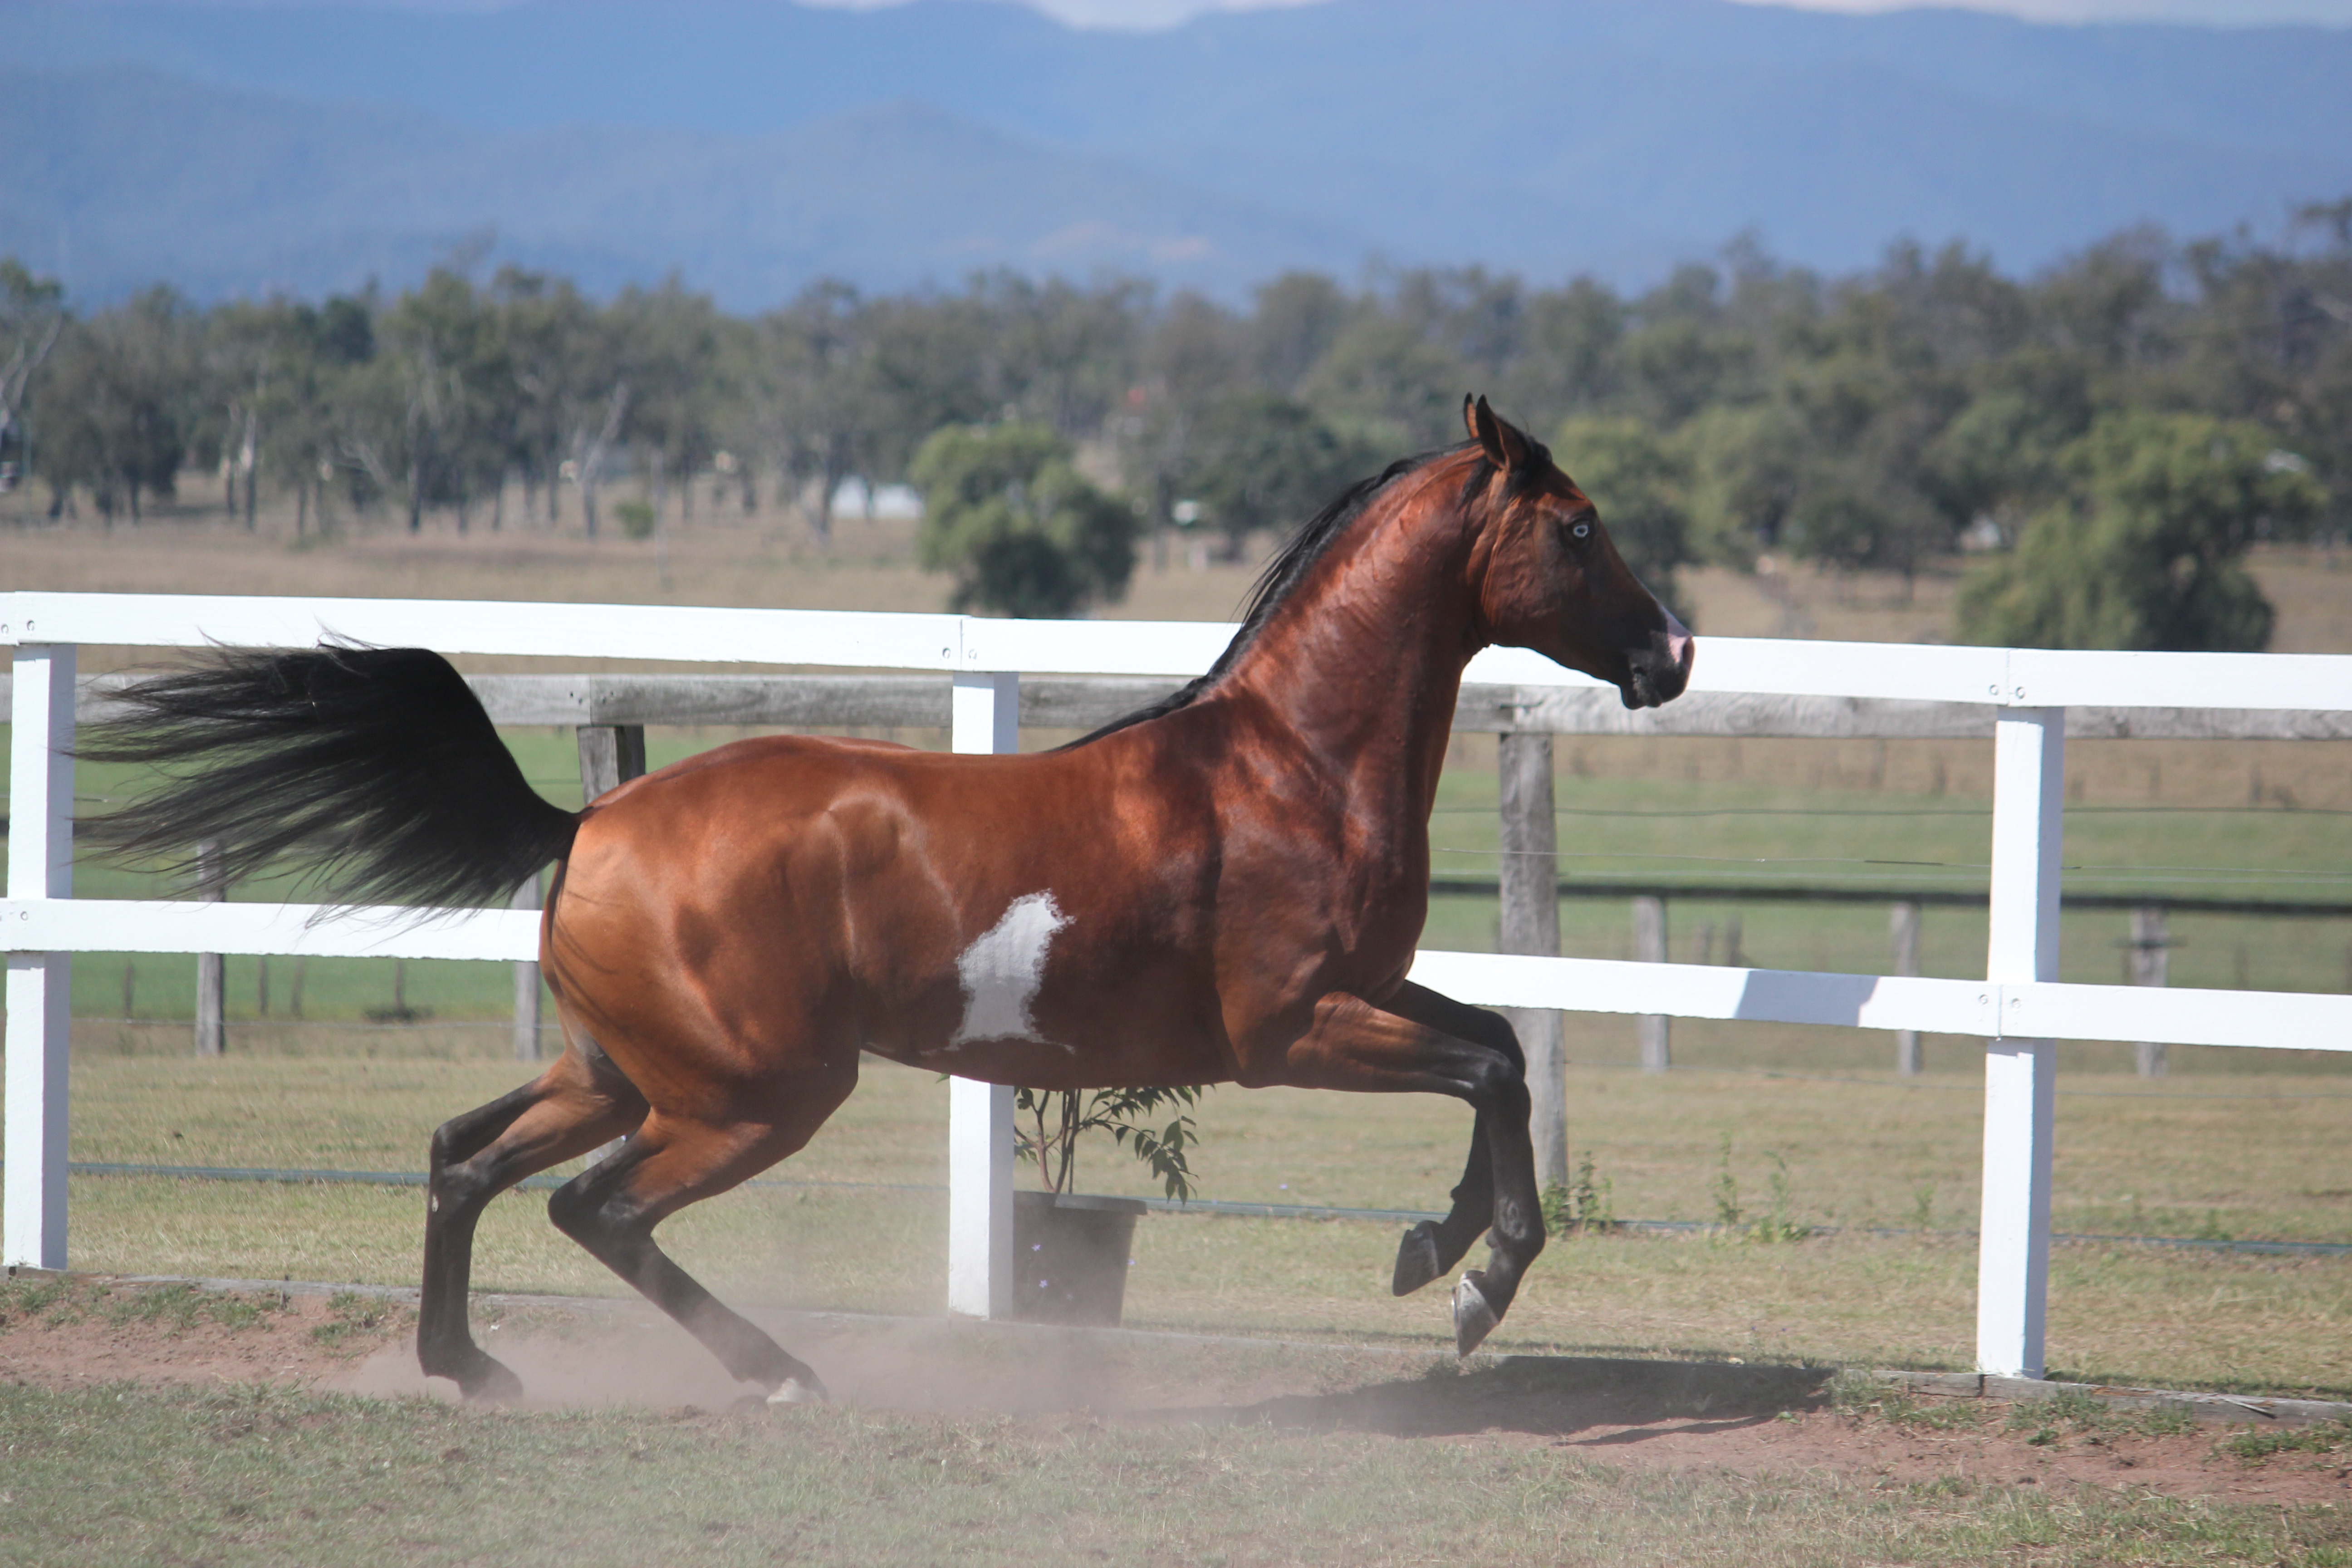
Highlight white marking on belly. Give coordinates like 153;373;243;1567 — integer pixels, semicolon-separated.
949;892;1071;1050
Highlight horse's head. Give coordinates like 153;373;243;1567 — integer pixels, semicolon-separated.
1461;396;1693;710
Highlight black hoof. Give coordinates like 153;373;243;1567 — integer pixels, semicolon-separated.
438;1351;524;1404
467;1357;525;1404
1392;1222;1444;1297
1451;1272;1500;1358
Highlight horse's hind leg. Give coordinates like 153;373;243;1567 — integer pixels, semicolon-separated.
1392;1110;1496;1296
418;1043;646;1401
546;1078;852;1404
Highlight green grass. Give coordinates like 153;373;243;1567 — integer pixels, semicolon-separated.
3;1379;2348;1568
2219;1417;2352;1463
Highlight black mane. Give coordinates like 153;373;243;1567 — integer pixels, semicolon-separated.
1062;446;1460;748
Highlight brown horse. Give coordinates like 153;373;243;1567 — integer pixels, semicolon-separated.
83;397;1690;1404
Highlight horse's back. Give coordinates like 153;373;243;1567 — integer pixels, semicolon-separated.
544;727;1235;1088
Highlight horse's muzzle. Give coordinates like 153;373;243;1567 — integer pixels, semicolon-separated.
1620;613;1694;710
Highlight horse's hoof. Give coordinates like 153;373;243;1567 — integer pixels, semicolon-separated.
1392;1222;1444;1297
462;1357;525;1405
1451;1272;1499;1359
766;1375;828;1408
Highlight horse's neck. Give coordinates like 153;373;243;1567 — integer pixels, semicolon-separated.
1221;479;1480;825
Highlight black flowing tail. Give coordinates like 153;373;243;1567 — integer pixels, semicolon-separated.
78;645;580;909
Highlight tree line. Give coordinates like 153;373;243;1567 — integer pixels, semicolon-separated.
2;200;2346;647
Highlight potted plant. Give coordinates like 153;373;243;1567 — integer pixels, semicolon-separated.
1009;1085;1204;1326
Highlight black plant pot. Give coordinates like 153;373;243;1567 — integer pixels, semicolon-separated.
1010;1190;1148;1327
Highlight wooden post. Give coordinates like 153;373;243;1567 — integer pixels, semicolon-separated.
512;870;543;1062
576;727;644;1157
2130;904;2170;1079
1979;708;2063;1382
1633;894;1670;1072
194;841;225;1058
1891;901;1923;1076
947;671;1019;1321
5;642;74;1270
577;724;647;803
1498;731;1568;1192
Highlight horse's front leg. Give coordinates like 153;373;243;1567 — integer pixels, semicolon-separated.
1264;980;1541;1356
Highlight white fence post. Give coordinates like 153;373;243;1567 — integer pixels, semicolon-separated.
5;644;76;1271
947;671;1019;1319
1978;706;2063;1380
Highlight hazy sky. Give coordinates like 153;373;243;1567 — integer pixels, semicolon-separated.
976;0;2352;25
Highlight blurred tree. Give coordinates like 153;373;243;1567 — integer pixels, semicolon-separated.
37;287;199;524
1957;410;2325;651
1247;271;1350;395
489;267;598;528
376;268;508;533
912;422;1139;618
608;277;728;527
1299;311;1464;451
1501;277;1623;428
0;258;66;492
752;280;876;543
1179;391;1374;561
1678;402;1803;567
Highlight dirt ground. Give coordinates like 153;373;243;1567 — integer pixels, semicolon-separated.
4;1275;2346;1511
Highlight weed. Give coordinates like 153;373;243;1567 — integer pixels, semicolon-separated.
2132;1401;2201;1437
1711;1133;1741;1229
1828;1371;1985;1432
1909;1182;1935;1230
2193;1208;2236;1242
2220;1418;2352;1464
101;1282;272;1333
0;1277;88;1328
309;1290;406;1352
1749;1152;1812;1243
2007;1387;2110;1439
1543;1152;1618;1236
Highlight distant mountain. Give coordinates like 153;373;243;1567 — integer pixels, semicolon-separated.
0;66;1362;303
3;0;2349;306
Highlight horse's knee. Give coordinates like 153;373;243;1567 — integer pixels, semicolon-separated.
1466;1054;1530;1117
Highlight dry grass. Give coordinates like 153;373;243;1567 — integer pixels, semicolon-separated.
37;1042;2352;1398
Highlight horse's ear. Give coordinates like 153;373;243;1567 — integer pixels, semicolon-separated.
1467;394;1534;473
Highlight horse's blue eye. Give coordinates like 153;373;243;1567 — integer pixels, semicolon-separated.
1571;522;1591;539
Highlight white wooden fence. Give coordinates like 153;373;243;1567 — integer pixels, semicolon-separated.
6;589;2351;1380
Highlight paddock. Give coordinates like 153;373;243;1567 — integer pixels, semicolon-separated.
9;589;2351;1388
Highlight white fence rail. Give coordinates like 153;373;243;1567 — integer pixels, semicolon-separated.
7;591;2352;1380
